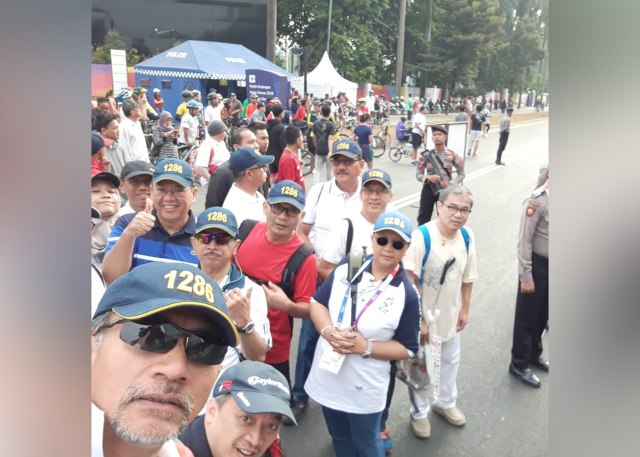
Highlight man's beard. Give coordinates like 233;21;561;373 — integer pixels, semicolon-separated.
109;383;194;446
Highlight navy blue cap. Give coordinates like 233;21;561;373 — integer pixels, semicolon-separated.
373;211;413;243
229;147;274;173
330;139;362;159
267;180;305;211
93;262;239;347
120;160;155;181
362;169;392;189
213;360;296;425
92;132;105;155
195;207;238;237
153;158;195;187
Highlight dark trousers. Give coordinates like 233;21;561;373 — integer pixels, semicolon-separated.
511;253;549;369
380;362;397;431
417;183;439;226
496;131;510;163
291;318;319;404
268;360;292;389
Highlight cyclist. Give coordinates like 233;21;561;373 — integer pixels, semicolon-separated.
175;89;192;121
178;100;200;148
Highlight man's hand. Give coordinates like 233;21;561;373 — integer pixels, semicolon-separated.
262;282;290;311
100;156;112;172
520;281;536;293
123;198;155;238
426;175;441;184
420;319;429;345
456;308;469;332
224;287;252;329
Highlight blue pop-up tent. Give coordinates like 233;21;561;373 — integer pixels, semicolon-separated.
135;40;299;115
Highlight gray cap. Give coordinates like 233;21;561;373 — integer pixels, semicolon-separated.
208;120;228;137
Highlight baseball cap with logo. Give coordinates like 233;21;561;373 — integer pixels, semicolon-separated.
195;207;238;237
372;211;413;243
229;147;274;174
362;169;392;189
213;360;297;425
93;262;239;348
153;158;195;188
120;160;155;181
267;180;305;211
330;138;362;160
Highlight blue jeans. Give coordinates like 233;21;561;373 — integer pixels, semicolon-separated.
321;406;384;457
292;318;319;404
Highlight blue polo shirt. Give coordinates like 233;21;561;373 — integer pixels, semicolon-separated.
105;210;198;270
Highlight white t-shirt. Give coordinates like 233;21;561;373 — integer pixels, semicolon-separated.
195;137;230;169
179;113;198;144
302;180;363;259
411;112;427;136
204;104;223;126
402;221;479;341
220;275;272;369
118;117;150;162
304;261;419;414
116;201;135;218
222;184;266;226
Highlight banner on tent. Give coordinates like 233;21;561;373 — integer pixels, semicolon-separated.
245;69;290;103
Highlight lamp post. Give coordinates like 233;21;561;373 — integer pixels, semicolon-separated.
327;0;333;54
291;47;307;95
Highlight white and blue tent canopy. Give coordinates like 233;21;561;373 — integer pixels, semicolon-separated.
135;40;299;81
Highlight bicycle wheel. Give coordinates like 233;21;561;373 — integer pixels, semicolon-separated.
388;147;403;162
372;136;386;158
300;150;314;177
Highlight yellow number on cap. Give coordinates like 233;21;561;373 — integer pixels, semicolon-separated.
370;170;384;178
207;212;228;222
281;186;298;197
164;270;215;304
163;163;184;174
384;216;405;228
336;142;350;150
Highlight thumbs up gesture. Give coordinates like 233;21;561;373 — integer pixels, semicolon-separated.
123;197;156;239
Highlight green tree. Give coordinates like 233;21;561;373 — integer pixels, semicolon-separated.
277;0;399;84
92;29;142;65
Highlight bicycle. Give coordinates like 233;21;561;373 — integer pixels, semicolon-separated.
388;141;413;162
339;123;388;159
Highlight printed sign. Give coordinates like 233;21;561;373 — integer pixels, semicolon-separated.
245;69;290;104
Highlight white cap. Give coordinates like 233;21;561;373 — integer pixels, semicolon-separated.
153;88;161;93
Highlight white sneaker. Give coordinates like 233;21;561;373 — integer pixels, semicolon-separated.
411;417;431;439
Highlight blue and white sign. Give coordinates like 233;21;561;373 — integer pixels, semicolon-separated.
245;69;290;103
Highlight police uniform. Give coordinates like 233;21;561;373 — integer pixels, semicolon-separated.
510;181;549;370
415;129;465;226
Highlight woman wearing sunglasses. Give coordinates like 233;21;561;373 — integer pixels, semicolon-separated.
304;211;421;457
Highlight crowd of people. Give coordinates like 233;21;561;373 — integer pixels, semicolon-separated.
91;84;548;457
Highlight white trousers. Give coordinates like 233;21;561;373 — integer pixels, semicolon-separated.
313;155;332;184
409;333;461;420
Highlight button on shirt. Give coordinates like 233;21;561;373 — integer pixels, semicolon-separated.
302;180;363;259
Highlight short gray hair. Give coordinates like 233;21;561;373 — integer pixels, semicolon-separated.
91;311;113;350
439;185;474;208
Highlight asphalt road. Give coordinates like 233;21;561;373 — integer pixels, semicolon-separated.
192;115;550;457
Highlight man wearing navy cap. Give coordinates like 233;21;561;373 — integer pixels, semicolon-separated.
117;160;155;217
222;147;274;226
192;207;271;368
235;181;317;387
102;158;199;284
91;262;239;457
180;361;296;457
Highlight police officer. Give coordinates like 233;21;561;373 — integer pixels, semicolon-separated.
509;165;549;388
416;124;465;226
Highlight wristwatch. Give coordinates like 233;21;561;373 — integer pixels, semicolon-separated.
361;340;373;359
236;321;255;335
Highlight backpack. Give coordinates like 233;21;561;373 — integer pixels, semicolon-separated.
238;219;314;299
418;225;470;286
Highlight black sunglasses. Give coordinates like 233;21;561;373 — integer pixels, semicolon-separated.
270;203;300;217
195;232;234;245
375;236;406;251
96;319;228;365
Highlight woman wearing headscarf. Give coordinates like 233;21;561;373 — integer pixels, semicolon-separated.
150;111;179;162
304;211;421;457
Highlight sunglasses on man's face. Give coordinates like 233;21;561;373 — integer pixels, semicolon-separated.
96;319;228;365
375;236;407;251
194;232;234;245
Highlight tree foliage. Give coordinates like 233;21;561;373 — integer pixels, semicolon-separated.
92;29;142;65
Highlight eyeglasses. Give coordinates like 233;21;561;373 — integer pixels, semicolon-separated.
330;157;357;166
154;186;191;197
95;319;228;365
246;165;267;173
375;236;406;251
443;204;472;216
195;232;234;245
362;187;389;196
270;203;300;217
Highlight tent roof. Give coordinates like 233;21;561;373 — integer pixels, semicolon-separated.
135;40;298;81
306;51;357;89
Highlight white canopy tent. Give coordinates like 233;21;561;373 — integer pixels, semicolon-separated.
293;51;358;103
